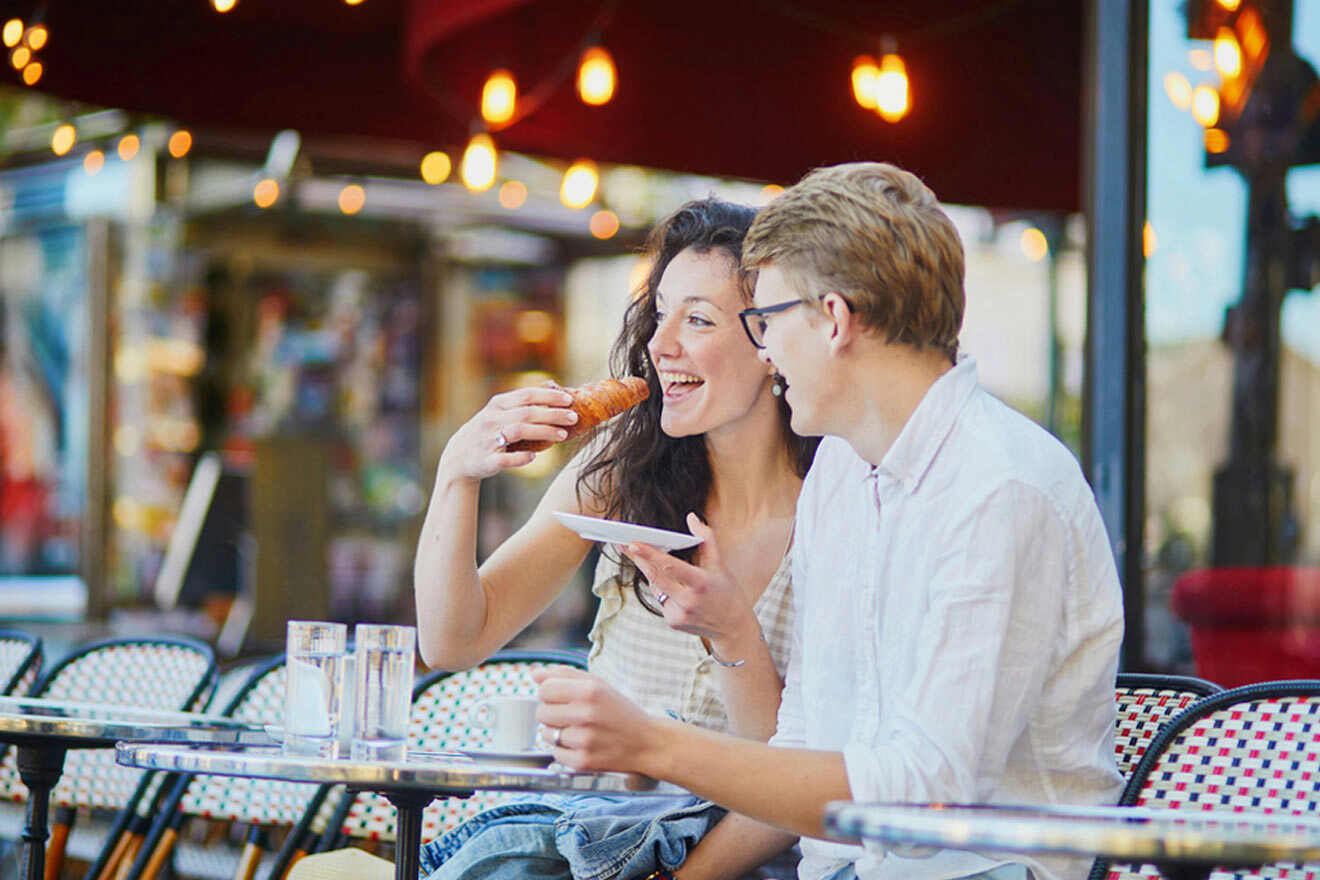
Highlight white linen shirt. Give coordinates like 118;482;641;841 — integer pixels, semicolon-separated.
771;356;1124;880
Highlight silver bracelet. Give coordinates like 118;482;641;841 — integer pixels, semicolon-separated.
702;638;746;668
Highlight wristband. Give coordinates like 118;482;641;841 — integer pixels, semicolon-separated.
700;637;746;668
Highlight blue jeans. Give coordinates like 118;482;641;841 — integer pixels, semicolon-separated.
418;793;725;880
822;863;1032;880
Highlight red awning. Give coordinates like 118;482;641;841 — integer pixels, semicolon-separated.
3;0;1082;210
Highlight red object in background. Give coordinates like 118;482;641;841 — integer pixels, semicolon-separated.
1170;567;1320;688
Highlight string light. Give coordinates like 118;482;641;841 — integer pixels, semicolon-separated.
118;134;140;161
212;0;237;12
498;180;527;209
560;160;598;209
21;60;41;85
851;56;879;109
577;46;616;105
420;151;451;184
875;53;909;122
24;24;46;51
460;133;497;192
338;184;366;215
1191;85;1220;127
1214;27;1242;79
481;70;517;125
253;178;279;208
589;209;619;239
168;130;193;158
2;19;21;48
83;150;105;175
51;123;76;156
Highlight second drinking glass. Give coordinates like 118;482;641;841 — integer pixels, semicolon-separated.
351;623;416;761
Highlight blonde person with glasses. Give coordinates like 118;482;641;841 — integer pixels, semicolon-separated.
535;163;1125;880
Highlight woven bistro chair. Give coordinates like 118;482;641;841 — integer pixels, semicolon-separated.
1111;673;1222;781
1091;680;1320;880
0;628;42;696
289;649;587;871
125;655;332;880
0;635;216;880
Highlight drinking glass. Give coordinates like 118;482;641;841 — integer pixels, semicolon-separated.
351;624;416;761
284;620;348;758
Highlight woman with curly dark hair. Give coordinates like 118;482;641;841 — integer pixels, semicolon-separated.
407;198;815;880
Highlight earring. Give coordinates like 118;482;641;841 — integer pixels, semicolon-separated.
770;372;785;397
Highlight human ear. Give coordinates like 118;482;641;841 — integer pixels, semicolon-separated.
822;292;855;354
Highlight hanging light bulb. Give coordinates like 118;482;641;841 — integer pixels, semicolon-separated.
460;133;498;192
577;45;616;106
24;24;47;51
1191;85;1220;127
420;150;451;184
560;160;598;209
851;56;879;109
2;19;22;48
481;70;517;126
1214;27;1242;79
51;123;76;156
875;53;909;122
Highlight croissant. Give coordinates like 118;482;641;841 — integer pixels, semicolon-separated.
507;377;650;452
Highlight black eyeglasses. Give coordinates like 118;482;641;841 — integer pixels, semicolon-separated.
738;299;806;349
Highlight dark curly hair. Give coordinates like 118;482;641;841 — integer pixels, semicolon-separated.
576;197;820;613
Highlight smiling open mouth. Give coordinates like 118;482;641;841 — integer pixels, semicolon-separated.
659;371;704;397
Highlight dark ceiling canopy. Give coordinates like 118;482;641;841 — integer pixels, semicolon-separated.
1;0;1083;211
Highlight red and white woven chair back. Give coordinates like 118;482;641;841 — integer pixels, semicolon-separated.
1113;674;1221;781
337;651;586;844
1105;684;1320;880
179;659;321;826
0;631;41;696
0;638;214;810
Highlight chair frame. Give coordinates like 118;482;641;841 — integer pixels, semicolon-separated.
1111;672;1222;782
1092;679;1320;880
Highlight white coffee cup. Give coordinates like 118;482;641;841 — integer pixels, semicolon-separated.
469;696;540;752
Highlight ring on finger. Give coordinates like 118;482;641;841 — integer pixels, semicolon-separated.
656;592;669;607
495;430;509;449
550;726;563;748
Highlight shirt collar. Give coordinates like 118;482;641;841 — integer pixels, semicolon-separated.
873;354;979;495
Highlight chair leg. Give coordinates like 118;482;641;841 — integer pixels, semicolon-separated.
45;806;76;880
134;825;178;880
95;832;133;880
112;827;146;880
233;828;269;880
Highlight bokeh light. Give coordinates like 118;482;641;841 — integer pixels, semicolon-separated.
875;54;909;122
213;0;237;12
168;130;193;158
83;150;105;175
460;134;497;192
21;60;41;85
481;70;517;125
851;56;879;109
10;45;30;69
577;46;616;105
498;180;527;209
253;178;280;208
589;209;620;240
560;160;598;209
51;123;76;156
25;24;46;50
1191;86;1220;127
420;151;451;185
338;184;366;215
1020;227;1048;262
1163;72;1192;110
118;134;141;161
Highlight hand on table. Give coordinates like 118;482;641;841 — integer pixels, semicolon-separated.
623;513;762;655
533;668;661;774
438;383;577;480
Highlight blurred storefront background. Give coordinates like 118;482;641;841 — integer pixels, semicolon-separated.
0;85;1084;655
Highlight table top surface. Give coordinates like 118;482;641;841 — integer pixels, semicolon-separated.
822;802;1320;865
0;695;275;747
116;742;688;797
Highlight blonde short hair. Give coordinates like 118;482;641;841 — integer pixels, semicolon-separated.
744;162;965;360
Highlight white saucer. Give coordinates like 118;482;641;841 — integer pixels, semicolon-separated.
552;512;703;551
456;748;555;768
